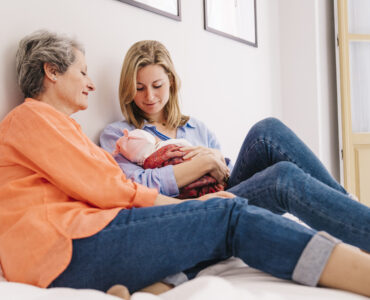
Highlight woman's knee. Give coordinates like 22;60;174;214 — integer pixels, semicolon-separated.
268;162;309;194
244;117;287;144
270;161;301;177
253;117;286;134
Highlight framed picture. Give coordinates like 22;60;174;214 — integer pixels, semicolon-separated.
204;0;257;47
118;0;181;21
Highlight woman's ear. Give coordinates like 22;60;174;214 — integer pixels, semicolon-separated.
43;62;58;82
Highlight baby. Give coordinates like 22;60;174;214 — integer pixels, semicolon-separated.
113;129;225;198
113;129;192;165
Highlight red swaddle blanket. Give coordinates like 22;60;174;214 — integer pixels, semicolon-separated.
143;144;225;199
114;129;225;199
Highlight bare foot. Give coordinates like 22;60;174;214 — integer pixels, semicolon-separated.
139;281;173;295
107;284;131;300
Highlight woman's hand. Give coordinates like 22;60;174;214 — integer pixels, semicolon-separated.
181;146;225;163
197;191;236;201
181;146;230;184
154;191;236;207
154;194;183;206
208;157;230;184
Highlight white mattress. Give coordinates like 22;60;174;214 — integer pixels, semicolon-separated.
0;257;367;300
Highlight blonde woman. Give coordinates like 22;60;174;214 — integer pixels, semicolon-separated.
100;40;370;293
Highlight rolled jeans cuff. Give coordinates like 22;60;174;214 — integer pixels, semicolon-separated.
292;231;341;286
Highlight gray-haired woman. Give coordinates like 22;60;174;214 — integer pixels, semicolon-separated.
0;30;369;299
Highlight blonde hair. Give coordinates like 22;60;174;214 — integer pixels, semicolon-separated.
119;40;189;129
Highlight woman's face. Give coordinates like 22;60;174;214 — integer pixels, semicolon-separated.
133;64;171;122
55;49;95;114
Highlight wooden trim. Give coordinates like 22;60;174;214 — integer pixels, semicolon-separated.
336;0;370;202
337;0;354;191
352;134;370;144
348;34;370;41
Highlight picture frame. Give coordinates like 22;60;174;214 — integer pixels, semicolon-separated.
117;0;181;21
204;0;258;47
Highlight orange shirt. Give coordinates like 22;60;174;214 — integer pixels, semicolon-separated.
0;98;158;288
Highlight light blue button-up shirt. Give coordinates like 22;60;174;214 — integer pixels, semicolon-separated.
100;117;232;197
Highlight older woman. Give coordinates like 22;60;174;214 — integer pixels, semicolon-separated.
0;31;369;297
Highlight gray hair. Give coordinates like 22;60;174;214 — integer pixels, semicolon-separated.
15;30;85;98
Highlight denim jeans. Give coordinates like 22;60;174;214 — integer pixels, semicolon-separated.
227;118;370;251
49;197;329;292
50;118;369;292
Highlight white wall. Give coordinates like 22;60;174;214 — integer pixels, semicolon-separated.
279;0;340;179
0;0;339;178
0;0;281;163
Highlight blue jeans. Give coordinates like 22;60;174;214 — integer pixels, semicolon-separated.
50;118;369;292
49;197;326;292
227;118;370;251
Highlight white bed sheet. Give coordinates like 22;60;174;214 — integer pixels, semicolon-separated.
0;257;367;300
166;257;368;300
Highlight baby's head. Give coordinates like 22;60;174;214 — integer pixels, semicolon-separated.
113;129;157;164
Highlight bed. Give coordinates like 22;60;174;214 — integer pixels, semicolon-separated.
1;256;367;300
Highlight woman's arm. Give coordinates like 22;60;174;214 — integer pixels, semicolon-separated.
154;190;236;206
154;193;183;205
6;105;158;209
101;124;180;196
100;119;230;194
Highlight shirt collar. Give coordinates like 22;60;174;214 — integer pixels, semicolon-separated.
142;119;155;129
25;98;81;130
183;118;196;129
142;117;196;129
